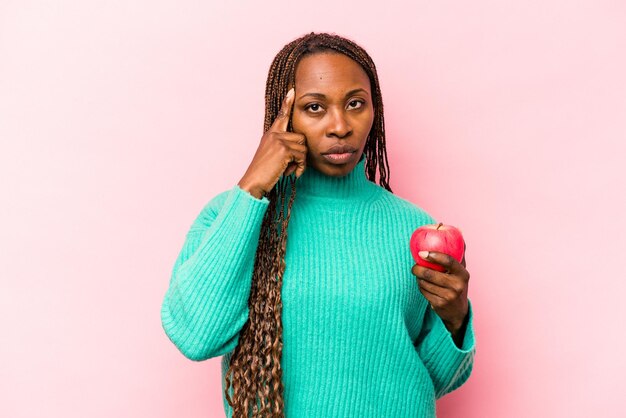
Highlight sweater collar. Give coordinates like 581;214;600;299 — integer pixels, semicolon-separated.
295;152;378;201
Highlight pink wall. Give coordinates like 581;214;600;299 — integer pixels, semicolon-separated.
2;1;625;417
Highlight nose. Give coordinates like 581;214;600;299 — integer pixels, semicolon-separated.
325;108;352;139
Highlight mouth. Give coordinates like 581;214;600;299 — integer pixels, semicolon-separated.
322;144;357;155
320;144;358;165
322;152;356;164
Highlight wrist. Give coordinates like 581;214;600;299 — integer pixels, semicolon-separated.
444;318;464;335
238;179;264;199
444;312;469;348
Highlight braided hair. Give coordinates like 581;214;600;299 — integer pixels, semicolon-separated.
224;32;392;417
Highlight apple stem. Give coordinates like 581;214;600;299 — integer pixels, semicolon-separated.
436;222;443;230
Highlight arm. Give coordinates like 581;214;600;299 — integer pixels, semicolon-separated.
415;299;476;399
160;185;269;361
410;211;476;397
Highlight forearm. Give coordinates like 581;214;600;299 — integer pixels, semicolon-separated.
416;300;476;398
161;185;269;360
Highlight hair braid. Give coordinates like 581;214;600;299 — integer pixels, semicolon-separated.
224;32;392;417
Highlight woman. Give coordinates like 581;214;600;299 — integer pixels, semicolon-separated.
161;32;475;418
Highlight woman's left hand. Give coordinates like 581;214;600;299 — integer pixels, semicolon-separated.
411;243;470;339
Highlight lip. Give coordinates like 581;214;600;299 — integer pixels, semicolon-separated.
322;152;355;164
322;144;357;155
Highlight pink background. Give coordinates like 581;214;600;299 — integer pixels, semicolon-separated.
1;1;625;417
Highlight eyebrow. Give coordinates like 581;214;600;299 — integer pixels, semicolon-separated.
297;88;369;100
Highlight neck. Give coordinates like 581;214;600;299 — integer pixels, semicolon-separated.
295;153;379;202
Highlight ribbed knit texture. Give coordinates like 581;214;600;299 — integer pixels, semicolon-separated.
161;153;476;417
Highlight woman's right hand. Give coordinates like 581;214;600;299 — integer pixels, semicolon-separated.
237;88;308;199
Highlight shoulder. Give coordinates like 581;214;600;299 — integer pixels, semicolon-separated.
375;187;438;226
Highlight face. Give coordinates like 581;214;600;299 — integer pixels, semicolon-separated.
291;52;375;177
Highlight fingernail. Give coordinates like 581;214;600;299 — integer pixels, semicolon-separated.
418;250;429;259
286;88;294;98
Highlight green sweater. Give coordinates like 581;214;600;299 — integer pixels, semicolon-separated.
161;153;476;417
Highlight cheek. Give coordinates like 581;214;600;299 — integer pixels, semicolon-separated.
365;107;375;128
362;112;375;137
360;113;373;128
291;111;306;133
292;111;320;136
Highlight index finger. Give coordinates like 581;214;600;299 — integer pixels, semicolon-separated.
270;87;295;132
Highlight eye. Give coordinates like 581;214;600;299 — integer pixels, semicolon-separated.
348;100;364;110
305;103;323;113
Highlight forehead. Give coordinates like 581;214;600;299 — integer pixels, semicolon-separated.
294;52;371;94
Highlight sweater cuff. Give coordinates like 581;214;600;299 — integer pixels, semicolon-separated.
234;184;270;204
202;184;270;242
419;299;476;365
419;299;476;398
433;299;475;353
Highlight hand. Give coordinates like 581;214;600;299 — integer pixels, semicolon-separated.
411;241;470;338
238;88;308;199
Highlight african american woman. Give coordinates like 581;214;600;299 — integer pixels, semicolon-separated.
161;32;476;418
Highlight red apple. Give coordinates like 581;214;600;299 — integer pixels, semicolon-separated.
410;222;465;272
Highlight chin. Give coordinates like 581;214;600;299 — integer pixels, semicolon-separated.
320;161;355;177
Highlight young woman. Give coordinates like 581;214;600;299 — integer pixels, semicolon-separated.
161;32;475;418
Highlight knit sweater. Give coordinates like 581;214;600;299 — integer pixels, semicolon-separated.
161;153;476;417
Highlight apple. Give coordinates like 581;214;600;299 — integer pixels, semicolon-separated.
410;222;465;272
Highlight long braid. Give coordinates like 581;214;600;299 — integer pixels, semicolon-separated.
224;32;392;418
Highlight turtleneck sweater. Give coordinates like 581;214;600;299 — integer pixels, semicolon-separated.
161;153;476;417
